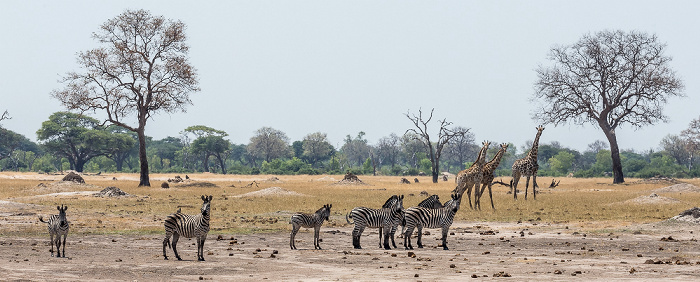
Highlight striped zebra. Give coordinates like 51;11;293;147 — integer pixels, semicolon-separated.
403;192;462;250
290;204;332;250
386;194;444;248
346;195;404;250
38;205;70;258
163;195;212;261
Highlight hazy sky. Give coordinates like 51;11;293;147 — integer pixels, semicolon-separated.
1;1;698;154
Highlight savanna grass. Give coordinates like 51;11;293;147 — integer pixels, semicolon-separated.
1;172;699;236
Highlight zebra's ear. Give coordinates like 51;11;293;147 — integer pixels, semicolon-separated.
329;204;332;209
63;206;68;211
201;195;206;201
208;195;213;201
57;206;61;211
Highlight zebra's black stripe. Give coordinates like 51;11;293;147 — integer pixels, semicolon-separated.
38;205;69;258
346;195;404;250
290;204;332;250
403;193;462;250
163;195;212;261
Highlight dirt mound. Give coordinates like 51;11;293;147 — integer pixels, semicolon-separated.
332;172;369;185
623;193;680;205
264;176;283;183
34;181;99;193
653;183;700;193
62;172;85;183
634;175;681;185
670;207;700;224
315;176;337;182
94;187;133;197
233;187;305;198
176;181;218;188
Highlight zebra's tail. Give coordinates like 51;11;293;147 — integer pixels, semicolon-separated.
345;211;353;224
38;216;47;223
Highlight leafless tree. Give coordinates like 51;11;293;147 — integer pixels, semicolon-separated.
247;127;290;163
586;140;609;154
533;30;684;184
660;134;690;168
52;10;200;186
443;126;478;170
405;108;471;183
681;116;700;170
0;110;9;122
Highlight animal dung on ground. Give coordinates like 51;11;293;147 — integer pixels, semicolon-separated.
161;182;170;188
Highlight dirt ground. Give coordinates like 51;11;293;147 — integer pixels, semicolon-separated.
2;220;699;281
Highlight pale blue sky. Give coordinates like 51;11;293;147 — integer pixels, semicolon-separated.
1;1;698;153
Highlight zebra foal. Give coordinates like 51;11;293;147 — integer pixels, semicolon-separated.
346;195;404;250
290;204;332;250
403;193;462;250
163;195;212;261
38;205;70;258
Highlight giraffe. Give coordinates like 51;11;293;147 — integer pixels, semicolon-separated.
475;143;509;210
452;140;490;209
511;125;545;200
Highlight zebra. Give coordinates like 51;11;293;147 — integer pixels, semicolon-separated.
385;194;444;248
163;195;212;261
38;205;70;258
346;195;404;250
290;204;332;250
403;192;462;250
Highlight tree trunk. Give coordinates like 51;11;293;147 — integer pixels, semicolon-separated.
137;127;150;187
601;126;625;184
215;153;226;174
431;164;439;183
203;154;210;172
75;158;86;172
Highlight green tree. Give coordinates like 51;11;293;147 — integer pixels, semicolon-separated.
36;112;117;172
248;127;290;164
549;151;575;176
302;132;333;167
52;10;200;186
184;125;230;174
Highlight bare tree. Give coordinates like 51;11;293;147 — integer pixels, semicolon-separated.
376;133;401;169
533;30;684;184
52;10;200;186
586;140;609;154
681;116;700;170
443;126;478;171
405;108;470;183
247;127;290;163
0;110;9;122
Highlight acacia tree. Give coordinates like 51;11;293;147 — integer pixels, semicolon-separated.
52;10;200;186
185;125;230;174
533;30;684;184
405;108;470;183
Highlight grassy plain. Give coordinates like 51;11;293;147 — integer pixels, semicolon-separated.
1;172;699;236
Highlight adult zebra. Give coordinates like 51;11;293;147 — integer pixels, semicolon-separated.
163;195;212;261
346;195;404;250
403;193;462;250
290;204;332;250
38;205;69;258
385;194;444;248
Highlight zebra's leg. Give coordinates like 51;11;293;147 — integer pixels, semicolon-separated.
163;231;172;260
198;236;206;261
524;176;531;200
416;225;424;248
290;224;299;250
314;226;322;250
403;226;414;250
382;227;391;250
442;226;449;250
49;232;55;257
61;233;67;257
171;233;182;261
390;225;397;249
377;227;383;248
353;226;365;249
55;234;62;258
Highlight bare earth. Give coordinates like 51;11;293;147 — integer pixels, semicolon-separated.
2;220;699;281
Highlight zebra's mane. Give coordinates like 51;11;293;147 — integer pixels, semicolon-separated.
418;195;439;205
381;195;399;208
315;206;327;214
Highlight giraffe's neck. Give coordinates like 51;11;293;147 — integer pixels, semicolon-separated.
476;144;488;166
526;132;542;159
487;147;507;170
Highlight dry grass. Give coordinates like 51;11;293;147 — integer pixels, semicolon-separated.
1;172;699;236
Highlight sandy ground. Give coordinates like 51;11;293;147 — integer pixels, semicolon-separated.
2;220;699;281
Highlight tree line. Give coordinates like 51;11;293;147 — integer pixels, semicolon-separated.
1;111;700;179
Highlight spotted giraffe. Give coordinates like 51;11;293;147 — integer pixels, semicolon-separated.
511;126;545;200
452;141;490;209
475;143;509;210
